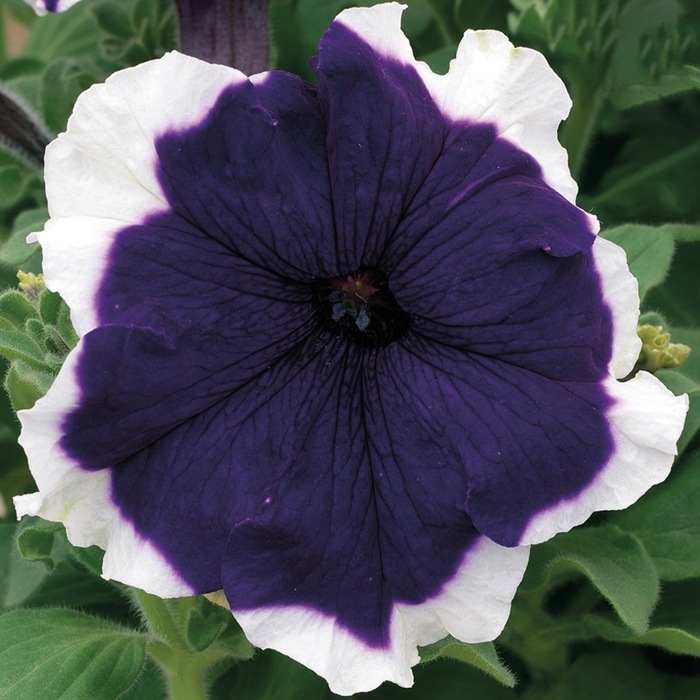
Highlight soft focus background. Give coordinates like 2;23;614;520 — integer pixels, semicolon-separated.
1;1;700;699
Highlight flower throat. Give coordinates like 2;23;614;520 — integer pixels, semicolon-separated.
311;269;411;348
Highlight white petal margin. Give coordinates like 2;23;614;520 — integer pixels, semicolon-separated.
23;0;81;17
336;3;580;204
233;538;529;696
520;236;689;545
34;52;248;334
45;51;246;223
14;344;194;598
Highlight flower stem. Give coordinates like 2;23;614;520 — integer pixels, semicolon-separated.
131;589;232;700
148;641;210;700
174;0;270;73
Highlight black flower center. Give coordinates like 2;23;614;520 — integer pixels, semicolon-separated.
311;269;411;348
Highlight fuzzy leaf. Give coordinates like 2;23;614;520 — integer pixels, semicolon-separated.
16;522;63;571
0;211;42;266
4;361;55;411
185;605;229;653
0;608;146;700
0;291;38;330
39;289;63;327
0;329;53;372
655;369;700;454
644;242;700;327
57;302;79;350
521;525;659;633
601;224;675;300
612;448;700;580
418;636;515;687
0;166;27;209
586;579;700;659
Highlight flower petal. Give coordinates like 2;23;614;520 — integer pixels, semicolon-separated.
381;120;605;382
335;3;579;203
233;537;528;696
376;336;612;548
519;236;688;543
15;347;193;597
45;52;243;224
312;5;446;269
154;70;338;279
59;211;311;470
37;52;247;336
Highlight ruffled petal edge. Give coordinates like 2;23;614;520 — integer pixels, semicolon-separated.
232;538;529;695
14;344;193;597
335;3;581;205
519;235;688;544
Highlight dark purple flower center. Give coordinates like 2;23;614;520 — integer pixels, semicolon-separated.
311;268;411;348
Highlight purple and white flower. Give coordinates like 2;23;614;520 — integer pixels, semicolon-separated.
15;3;687;694
23;0;80;15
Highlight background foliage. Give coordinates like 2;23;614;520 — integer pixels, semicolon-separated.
0;0;699;698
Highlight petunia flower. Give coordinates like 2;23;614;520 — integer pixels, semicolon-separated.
14;3;687;695
23;0;80;15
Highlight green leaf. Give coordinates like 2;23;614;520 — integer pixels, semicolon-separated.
185;605;229;654
210;649;330;700
38;289;62;327
0;329;53;372
0;608;146;700
0;166;27;209
521;525;659;634
644;242;700;327
612;448;700;580
665;223;700;242
57;301;79;349
607;0;696;110
360;657;518;700
16;559;129;616
23;0;103;63
3;522;52;609
0;523;16;609
0;291;38;330
585;97;700;225
418;637;515;687
178;595;255;659
655;369;700;454
586;579;700;659
16;521;63;570
4;360;54;411
600;224;675;300
39;59;97;134
118;659;167;700
91;2;134;40
555;648;666;700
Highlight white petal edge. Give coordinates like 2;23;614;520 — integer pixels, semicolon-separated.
335;3;580;204
37;216;128;337
592;236;642;379
518;233;688;544
23;0;81;16
14;343;193;598
520;371;688;545
233;537;529;696
37;51;249;335
44;51;246;223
